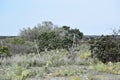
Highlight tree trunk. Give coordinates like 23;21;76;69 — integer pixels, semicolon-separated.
69;34;76;62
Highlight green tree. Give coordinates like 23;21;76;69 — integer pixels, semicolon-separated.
19;21;83;61
62;26;83;50
19;21;54;41
38;31;56;51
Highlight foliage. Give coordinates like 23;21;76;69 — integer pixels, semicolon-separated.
62;26;83;49
90;35;120;63
2;38;36;54
3;63;33;80
0;46;11;57
89;61;120;75
19;21;54;41
38;31;56;51
81;52;91;60
71;76;80;80
94;62;107;72
9;38;25;45
19;21;83;52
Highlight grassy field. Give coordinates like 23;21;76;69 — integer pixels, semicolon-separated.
0;44;120;80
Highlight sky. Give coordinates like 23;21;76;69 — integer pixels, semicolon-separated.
0;0;120;36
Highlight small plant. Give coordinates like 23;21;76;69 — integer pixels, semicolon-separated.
95;62;106;72
53;69;63;77
89;61;107;72
71;76;80;80
106;62;114;72
81;52;91;60
21;69;31;80
43;61;52;74
61;70;77;76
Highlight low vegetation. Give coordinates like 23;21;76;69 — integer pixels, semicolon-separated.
0;44;120;80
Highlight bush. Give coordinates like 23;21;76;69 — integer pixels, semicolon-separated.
9;38;25;45
90;35;120;63
81;52;91;60
7;41;36;54
2;38;36;54
0;46;11;57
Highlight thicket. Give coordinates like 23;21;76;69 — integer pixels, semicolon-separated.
90;34;120;63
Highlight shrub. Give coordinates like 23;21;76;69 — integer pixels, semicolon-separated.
71;76;80;80
90;35;120;63
9;38;25;45
2;38;36;54
0;46;11;57
81;52;91;60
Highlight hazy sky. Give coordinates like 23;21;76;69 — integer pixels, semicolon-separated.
0;0;120;36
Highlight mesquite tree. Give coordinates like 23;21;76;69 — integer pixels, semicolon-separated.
19;21;83;62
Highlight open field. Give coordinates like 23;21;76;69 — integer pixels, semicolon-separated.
0;44;120;80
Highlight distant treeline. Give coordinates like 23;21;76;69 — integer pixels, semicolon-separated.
1;35;118;40
0;36;17;39
84;35;100;39
0;35;100;39
84;35;120;39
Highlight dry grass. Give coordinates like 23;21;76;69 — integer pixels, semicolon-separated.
0;44;120;80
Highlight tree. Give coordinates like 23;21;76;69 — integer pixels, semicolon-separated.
61;26;83;61
19;21;54;41
62;26;83;50
19;21;83;61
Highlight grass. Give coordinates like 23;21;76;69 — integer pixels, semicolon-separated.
0;44;120;80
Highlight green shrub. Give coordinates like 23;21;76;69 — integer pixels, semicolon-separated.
90;35;120;63
0;46;11;57
81;52;91;60
10;38;25;45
